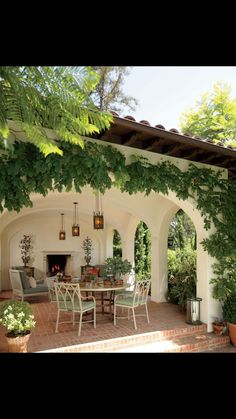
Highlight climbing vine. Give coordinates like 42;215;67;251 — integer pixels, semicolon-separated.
1;140;236;299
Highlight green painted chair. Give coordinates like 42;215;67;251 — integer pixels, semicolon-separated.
54;283;96;336
114;279;151;330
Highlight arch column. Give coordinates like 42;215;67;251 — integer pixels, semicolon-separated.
122;236;135;266
196;231;222;332
104;227;114;260
151;234;168;303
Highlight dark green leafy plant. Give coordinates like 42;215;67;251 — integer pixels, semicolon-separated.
168;247;197;309
223;295;236;324
105;256;132;279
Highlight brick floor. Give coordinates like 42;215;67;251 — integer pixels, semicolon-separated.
0;290;235;353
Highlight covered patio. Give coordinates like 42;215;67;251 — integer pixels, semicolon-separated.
1;113;235;344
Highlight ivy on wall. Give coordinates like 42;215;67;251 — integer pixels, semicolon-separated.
1;140;236;298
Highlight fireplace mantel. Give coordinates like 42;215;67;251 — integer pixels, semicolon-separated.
42;251;79;256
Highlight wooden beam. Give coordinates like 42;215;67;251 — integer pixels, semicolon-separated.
122;131;140;146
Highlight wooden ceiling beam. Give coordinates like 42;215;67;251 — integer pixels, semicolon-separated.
122;131;140;146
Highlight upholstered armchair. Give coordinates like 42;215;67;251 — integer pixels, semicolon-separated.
9;269;49;301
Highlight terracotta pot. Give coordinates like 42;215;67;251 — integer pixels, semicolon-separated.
228;323;236;346
6;333;31;353
212;322;224;335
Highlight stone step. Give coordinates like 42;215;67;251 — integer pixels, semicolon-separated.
42;323;221;353
109;332;230;352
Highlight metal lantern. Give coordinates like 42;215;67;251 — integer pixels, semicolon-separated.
93;191;104;230
59;213;66;240
72;202;80;236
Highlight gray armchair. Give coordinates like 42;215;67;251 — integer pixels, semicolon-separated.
9;269;49;301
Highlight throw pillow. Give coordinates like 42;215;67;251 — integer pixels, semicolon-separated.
29;276;37;288
19;271;30;289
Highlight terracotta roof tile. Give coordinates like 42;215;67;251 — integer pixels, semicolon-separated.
139;120;151;126
155;124;165;129
124;115;136;121
110;112;236;155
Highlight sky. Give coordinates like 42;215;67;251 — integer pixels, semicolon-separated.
122;66;236;130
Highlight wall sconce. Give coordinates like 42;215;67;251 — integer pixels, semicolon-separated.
72;202;80;236
93;191;104;230
59;213;66;240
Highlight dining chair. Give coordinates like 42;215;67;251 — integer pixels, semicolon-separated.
46;276;58;320
114;279;151;330
54;283;96;336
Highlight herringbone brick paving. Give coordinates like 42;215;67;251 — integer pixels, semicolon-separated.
0;290;235;352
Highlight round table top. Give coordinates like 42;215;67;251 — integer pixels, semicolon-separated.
71;282;128;292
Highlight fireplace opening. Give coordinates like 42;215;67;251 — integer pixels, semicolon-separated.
47;254;71;276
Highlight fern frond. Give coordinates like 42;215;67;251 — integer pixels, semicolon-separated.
0;66;112;156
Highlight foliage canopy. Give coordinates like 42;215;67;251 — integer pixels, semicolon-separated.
180;82;236;147
0;66;112;156
90;67;138;113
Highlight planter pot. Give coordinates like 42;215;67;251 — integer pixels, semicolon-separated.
6;333;31;353
212;322;224;335
228;323;236;346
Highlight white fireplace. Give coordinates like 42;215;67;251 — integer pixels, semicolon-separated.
42;251;79;277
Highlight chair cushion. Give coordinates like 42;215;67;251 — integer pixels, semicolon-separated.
23;286;48;294
19;271;30;289
29;277;37;288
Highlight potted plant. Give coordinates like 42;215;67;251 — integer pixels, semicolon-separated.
223;294;236;346
105;256;133;284
210;258;236;342
0;299;36;352
82;236;93;266
19;234;33;267
212;318;227;335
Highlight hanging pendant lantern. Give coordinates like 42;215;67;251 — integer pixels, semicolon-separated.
93;191;104;230
59;213;66;240
72;202;80;236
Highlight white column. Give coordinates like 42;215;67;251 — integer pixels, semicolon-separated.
151;234;168;303
104;228;114;260
122;235;135;266
196;232;222;332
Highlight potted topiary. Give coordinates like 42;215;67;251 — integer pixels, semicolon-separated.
82;236;93;266
19;234;33;267
0;299;36;352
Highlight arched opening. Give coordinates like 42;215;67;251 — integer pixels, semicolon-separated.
134;221;151;280
167;209;197;311
113;229;122;257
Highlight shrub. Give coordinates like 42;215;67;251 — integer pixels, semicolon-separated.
223;294;236;324
168;247;196;310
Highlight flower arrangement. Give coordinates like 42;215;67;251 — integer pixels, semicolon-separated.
0;300;36;337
